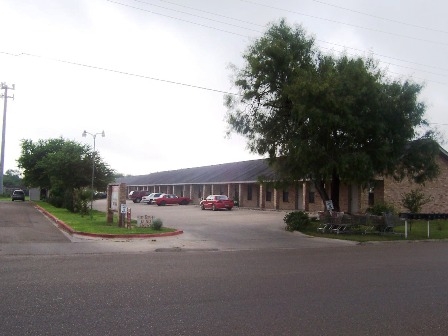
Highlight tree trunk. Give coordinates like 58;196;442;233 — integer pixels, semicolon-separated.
314;180;329;210
331;169;340;212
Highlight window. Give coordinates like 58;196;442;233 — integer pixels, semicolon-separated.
368;192;374;206
266;188;272;202
283;190;289;203
247;185;252;201
308;192;315;204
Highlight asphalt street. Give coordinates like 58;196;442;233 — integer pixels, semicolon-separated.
1;201;448;335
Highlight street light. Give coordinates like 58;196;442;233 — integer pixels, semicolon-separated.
82;130;105;218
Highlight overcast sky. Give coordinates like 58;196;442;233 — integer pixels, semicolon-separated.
1;0;447;176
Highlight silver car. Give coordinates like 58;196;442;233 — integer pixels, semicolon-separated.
141;192;163;204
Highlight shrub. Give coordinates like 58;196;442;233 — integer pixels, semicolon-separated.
151;218;163;230
401;189;433;213
366;202;396;216
284;211;311;232
73;188;90;216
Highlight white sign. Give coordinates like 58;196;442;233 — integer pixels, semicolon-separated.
120;204;127;214
111;185;119;211
325;200;334;211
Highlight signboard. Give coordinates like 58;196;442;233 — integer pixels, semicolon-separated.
120;204;127;214
325;200;334;211
111;185;119;211
137;215;154;228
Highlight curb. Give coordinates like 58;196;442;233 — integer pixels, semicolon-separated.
34;204;183;239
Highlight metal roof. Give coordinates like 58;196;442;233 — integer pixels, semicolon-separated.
116;159;277;186
116;146;448;187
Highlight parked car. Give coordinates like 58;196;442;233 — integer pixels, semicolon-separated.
200;195;234;211
141;192;163;204
94;191;107;199
11;190;25;201
155;194;191;206
129;190;151;203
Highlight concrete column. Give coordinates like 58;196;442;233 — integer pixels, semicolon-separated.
238;183;243;207
273;188;280;210
259;184;265;209
303;182;309;211
189;184;194;202
202;185;207;200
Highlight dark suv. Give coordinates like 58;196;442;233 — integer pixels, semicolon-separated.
129;190;151;203
12;190;25;201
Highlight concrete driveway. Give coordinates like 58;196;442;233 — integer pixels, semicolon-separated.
0;200;355;256
93;199;356;251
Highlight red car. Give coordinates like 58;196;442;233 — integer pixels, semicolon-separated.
155;194;191;206
200;195;234;211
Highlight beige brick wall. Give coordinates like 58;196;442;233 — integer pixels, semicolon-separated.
277;186;297;211
240;183;259;208
382;155;448;213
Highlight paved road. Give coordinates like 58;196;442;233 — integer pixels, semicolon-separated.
1;200;448;335
1;243;448;335
0;201;70;244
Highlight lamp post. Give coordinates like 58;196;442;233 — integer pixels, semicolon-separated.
82;130;105;218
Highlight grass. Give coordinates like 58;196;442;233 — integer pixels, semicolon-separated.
302;219;448;242
35;201;176;235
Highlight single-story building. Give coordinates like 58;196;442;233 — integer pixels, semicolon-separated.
117;147;448;214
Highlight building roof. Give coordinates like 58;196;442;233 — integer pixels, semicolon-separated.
117;146;448;187
116;159;277;186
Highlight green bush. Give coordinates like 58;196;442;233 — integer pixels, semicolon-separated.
366;202;396;216
151;218;163;230
73;188;90;216
284;211;311;232
401;189;433;213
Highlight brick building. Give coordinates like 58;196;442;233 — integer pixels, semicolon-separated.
118;147;448;213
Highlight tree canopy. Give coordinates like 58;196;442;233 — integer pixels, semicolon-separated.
17;137;115;208
225;19;440;211
2;169;23;188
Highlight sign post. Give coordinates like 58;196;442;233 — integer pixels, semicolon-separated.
107;183;127;225
120;203;127;227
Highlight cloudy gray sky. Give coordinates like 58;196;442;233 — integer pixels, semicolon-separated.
1;0;447;176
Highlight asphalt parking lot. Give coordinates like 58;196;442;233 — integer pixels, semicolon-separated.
93;199;356;251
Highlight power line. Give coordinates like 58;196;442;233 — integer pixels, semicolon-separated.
316;40;448;74
105;0;249;37
107;0;448;75
310;0;448;35
158;0;265;27
131;0;263;30
1;51;446;128
1;51;240;96
105;0;448;80
240;0;448;47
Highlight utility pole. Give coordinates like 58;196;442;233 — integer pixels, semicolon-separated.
0;83;15;195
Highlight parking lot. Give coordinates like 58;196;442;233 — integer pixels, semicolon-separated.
93;199;356;251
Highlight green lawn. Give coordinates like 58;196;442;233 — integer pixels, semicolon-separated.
303;220;448;242
35;201;176;235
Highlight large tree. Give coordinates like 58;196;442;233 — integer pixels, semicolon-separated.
225;19;440;211
17;137;115;208
3;169;23;188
